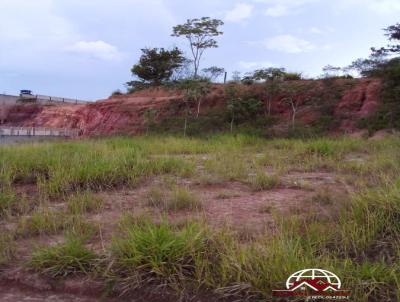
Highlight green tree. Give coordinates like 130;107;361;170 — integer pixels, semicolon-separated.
202;66;225;82
372;23;400;55
178;78;211;136
225;83;241;132
172;17;224;78
280;82;316;129
127;47;185;91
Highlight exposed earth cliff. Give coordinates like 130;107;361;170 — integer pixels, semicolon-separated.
1;78;381;136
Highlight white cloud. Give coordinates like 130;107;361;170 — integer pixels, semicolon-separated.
224;3;254;22
256;0;317;17
264;5;289;16
258;0;400;15
263;35;315;53
257;0;400;16
310;27;323;34
238;60;275;70
67;41;123;61
337;0;400;14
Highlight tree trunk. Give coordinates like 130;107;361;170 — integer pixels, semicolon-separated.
196;99;201;118
184;116;188;137
292;110;296;129
268;98;272;116
230;112;234;133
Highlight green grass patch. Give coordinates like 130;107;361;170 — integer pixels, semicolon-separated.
67;191;104;215
30;238;97;277
250;172;280;191
108;219;208;292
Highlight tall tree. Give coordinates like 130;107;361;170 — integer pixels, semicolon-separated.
172;17;224;78
127;47;185;91
280;82;316;129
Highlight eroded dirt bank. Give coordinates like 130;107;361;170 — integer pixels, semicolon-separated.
1;78;381;136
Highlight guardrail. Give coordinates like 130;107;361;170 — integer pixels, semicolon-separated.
19;94;88;104
0;127;80;137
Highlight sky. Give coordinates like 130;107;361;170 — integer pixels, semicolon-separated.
0;0;399;101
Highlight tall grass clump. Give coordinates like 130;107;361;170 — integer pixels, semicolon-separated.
30;238;97;277
337;183;400;260
17;207;67;237
145;185;202;211
107;219;208;294
250;172;280;191
168;186;202;211
204;152;248;182
0;188;17;217
0;139;194;197
0;233;16;265
67;191;104;215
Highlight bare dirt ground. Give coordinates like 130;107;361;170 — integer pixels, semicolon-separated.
0;168;351;301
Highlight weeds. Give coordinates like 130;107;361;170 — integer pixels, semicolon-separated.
17;207;67;237
145;185;202;211
108;219;208;293
0;233;16;265
30;238;97;277
250;172;280;191
168;186;202;211
1;135;400;301
67;191;104;215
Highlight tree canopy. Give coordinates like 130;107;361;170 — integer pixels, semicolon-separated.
127;47;185;90
172;17;224;78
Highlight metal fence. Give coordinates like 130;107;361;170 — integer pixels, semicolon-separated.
19;94;88;104
0;126;80;137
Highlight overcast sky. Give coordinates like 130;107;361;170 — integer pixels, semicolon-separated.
0;0;399;100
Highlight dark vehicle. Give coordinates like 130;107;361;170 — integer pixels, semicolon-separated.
20;90;33;96
19;90;36;102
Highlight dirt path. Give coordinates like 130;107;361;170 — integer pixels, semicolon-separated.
0;284;99;302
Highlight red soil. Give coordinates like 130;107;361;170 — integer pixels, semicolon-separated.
2;78;382;136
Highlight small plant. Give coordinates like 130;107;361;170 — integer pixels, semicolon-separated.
0;189;17;217
30;238;97;277
67;191;104;215
251;173;280;191
145;186;166;208
17;207;67;237
168;186;202;211
145;185;202;211
0;233;16;265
